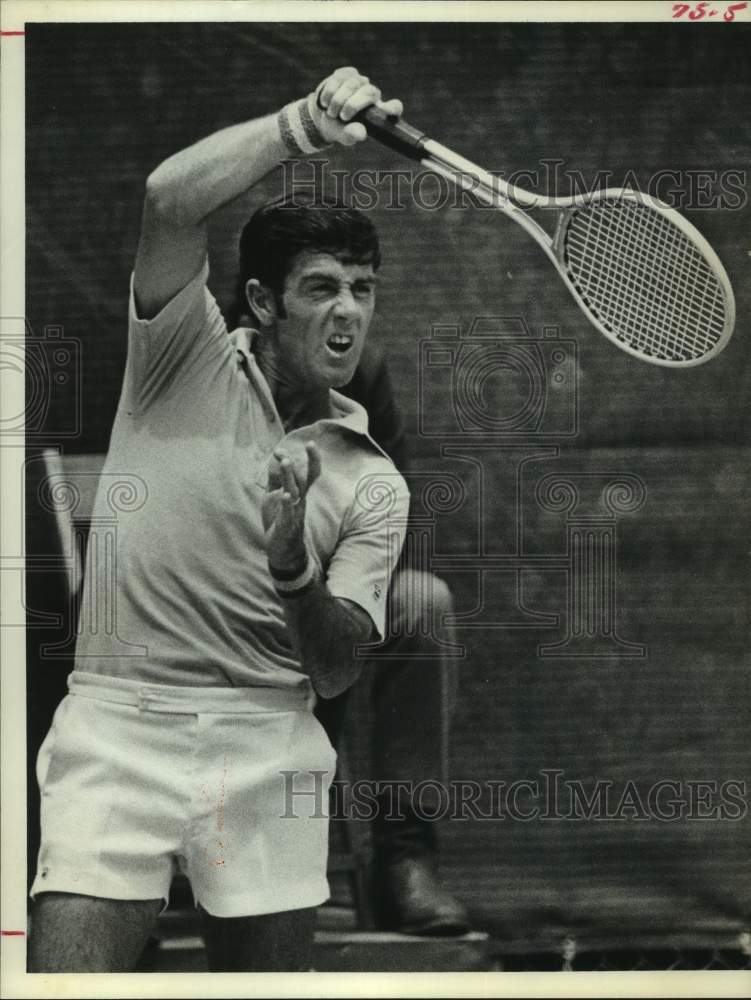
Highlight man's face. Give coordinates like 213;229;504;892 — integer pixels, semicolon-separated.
272;251;377;391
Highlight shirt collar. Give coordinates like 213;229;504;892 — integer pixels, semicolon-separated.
230;328;392;463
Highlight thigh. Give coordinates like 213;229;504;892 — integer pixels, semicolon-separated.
29;892;162;972
31;692;182;906
200;905;317;972
185;710;335;920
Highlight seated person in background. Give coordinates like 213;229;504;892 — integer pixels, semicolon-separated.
327;341;471;936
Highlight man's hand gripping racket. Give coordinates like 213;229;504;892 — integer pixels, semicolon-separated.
314;69;735;368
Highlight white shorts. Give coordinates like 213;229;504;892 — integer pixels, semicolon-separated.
31;671;337;918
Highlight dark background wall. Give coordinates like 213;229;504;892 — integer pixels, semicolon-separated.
26;21;749;952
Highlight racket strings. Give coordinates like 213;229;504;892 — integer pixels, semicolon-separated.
591;207;715;350
567;204;724;359
579;211;714;357
563;199;727;362
569;207;721;359
568;205;722;359
613;205;721;352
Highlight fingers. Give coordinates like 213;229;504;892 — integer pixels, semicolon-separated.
315;67;402;146
274;450;302;506
378;97;404;117
338;82;381;122
338;122;368;147
271;442;322;509
316;67;368;117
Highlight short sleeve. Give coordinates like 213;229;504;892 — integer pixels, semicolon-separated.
325;468;410;640
124;260;230;408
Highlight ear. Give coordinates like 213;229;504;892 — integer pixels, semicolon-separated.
245;279;278;328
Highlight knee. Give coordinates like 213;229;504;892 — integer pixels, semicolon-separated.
390;570;453;630
29;892;162;972
430;575;454;618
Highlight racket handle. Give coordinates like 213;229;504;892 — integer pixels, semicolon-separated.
354;105;428;161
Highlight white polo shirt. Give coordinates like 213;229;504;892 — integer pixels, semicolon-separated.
74;263;409;691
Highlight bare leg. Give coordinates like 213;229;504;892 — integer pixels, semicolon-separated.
200;906;316;972
28;892;162;972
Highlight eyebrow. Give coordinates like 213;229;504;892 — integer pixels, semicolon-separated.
299;272;377;286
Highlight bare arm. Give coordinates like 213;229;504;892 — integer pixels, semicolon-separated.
133;115;286;319
279;583;374;700
132;68;403;320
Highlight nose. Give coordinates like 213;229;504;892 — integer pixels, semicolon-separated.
332;286;360;321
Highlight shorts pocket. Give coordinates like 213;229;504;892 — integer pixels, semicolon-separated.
36;695;74;792
303;712;338;776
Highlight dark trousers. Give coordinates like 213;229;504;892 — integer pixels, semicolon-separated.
316;569;459;860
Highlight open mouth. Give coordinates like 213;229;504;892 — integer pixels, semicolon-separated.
326;333;354;356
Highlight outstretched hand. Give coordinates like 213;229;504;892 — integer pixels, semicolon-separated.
262;440;322;574
308;66;403;147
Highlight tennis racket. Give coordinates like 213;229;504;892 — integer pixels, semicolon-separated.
357;106;736;368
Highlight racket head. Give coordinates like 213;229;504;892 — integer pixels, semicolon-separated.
552;189;736;368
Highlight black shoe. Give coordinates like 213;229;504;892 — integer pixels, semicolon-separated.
376;856;470;936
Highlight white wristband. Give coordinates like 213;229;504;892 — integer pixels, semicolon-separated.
277;97;329;157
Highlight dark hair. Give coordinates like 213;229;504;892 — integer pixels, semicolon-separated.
232;193;381;326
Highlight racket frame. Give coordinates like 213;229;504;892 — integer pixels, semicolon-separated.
355;105;735;368
422;142;735;368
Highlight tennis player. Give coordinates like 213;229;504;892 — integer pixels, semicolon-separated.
29;67;409;973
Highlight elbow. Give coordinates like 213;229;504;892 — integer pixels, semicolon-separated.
311;653;365;701
314;677;351;701
144;170;168;212
311;664;355;700
143;169;186;228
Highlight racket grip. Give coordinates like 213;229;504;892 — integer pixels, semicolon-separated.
354;105;428;161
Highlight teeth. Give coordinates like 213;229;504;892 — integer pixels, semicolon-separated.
327;334;353;352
